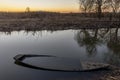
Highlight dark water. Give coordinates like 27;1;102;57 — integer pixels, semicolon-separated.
0;28;120;80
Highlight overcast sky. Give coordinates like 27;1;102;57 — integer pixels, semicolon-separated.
0;0;79;12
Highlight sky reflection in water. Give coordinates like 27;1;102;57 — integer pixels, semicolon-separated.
0;28;120;80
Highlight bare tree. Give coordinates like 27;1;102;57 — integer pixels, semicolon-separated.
79;0;94;13
95;0;110;19
79;0;111;18
96;0;102;19
108;0;120;13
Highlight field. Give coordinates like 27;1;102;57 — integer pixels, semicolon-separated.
0;12;119;32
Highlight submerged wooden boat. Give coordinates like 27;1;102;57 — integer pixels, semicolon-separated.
14;54;109;72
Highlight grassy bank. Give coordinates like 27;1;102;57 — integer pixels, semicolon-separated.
0;18;119;32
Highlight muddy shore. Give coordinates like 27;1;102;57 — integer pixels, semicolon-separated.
99;66;120;80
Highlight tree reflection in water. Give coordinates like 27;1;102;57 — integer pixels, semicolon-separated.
105;28;120;66
74;29;103;56
75;28;120;66
107;28;120;53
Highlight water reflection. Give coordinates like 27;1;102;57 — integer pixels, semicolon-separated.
0;28;120;80
107;28;120;53
74;29;103;56
1;28;119;66
74;28;120;66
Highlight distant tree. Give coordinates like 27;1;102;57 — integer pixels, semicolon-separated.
25;7;30;13
79;0;95;13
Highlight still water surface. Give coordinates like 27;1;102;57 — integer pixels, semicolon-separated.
0;28;120;80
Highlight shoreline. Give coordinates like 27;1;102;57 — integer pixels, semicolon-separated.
100;66;120;80
0;18;119;32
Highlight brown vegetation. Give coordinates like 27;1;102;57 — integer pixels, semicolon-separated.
0;12;119;32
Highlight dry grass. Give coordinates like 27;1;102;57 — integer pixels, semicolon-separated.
0;12;119;32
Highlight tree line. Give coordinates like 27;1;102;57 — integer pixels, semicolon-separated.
79;0;120;19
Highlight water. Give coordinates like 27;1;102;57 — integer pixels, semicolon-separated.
0;28;120;80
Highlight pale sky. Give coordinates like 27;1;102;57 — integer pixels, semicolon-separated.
0;0;79;12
